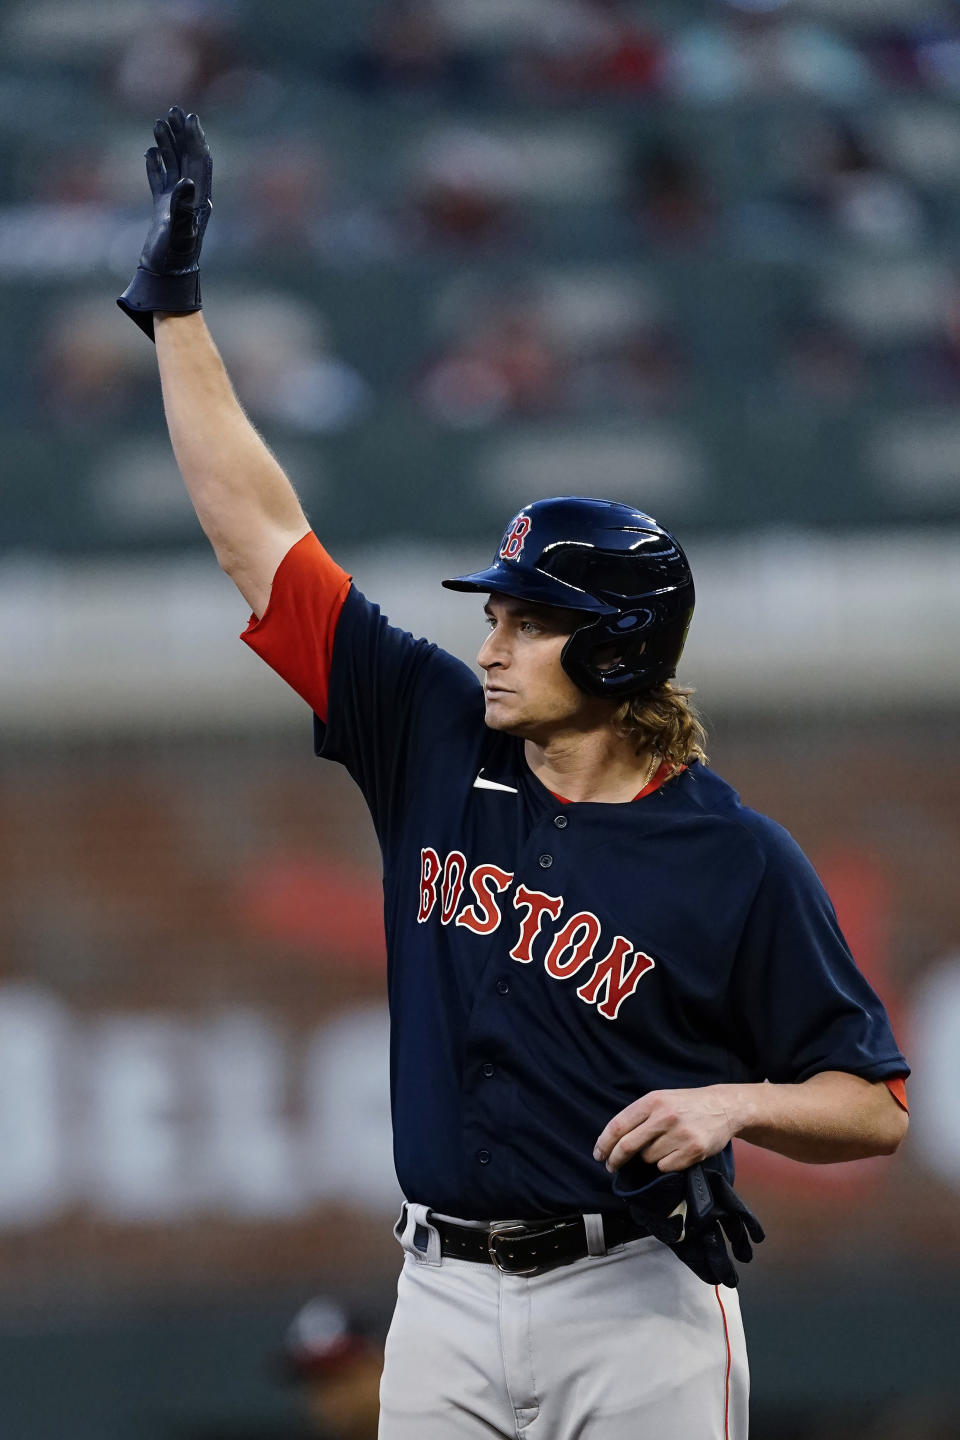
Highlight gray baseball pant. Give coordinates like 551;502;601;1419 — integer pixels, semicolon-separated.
378;1202;749;1440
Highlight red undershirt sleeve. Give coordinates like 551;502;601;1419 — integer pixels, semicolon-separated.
885;1076;908;1112
240;531;351;722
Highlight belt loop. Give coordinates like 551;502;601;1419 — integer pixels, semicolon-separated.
396;1202;442;1266
583;1213;607;1256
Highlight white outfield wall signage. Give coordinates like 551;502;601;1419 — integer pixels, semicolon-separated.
0;985;400;1225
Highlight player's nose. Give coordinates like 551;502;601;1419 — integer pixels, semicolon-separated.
478;626;508;670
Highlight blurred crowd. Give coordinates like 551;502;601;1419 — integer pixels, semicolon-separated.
17;0;960;112
2;0;960;546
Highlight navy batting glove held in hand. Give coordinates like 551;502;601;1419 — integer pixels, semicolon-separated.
612;1161;764;1288
117;106;213;340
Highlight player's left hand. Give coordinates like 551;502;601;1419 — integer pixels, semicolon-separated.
593;1085;739;1173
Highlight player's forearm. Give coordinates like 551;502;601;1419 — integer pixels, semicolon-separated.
154;311;309;596
728;1071;908;1163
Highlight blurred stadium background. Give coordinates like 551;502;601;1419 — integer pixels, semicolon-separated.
1;0;959;1435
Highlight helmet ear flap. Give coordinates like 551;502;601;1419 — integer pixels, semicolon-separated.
561;604;687;698
560;618;603;697
562;617;649;698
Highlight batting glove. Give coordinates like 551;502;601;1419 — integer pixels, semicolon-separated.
117;105;213;340
612;1160;765;1288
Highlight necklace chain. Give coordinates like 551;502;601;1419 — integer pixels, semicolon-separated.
638;751;660;794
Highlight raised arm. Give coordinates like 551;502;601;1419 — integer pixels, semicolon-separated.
154;312;310;616
117;107;310;617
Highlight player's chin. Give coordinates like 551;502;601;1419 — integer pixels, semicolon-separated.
484;706;553;742
483;695;526;733
483;704;518;733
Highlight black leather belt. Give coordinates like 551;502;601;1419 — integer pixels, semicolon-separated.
431;1213;648;1275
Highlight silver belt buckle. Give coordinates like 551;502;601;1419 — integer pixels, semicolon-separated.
487;1221;541;1275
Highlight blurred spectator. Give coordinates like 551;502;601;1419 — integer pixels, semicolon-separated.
340;0;487;98
764;114;927;250
862;27;928;91
565;326;687;414
509;0;663;97
771;268;960;410
0;201;122;280
37;294;157;425
913;26;960;96
221;141;397;268
878;276;960;403
104;0;261;113
277;1297;382;1440
418;294;562;427
625;135;715;247
230;142;333;257
211;294;371;434
664;0;875;103
418;274;686;427
813;116;926;247
35;145;112;209
37;291;370;435
0;141;132;280
403;129;524;250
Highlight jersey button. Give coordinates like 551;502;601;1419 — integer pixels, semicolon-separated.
481;1062;495;1077
553;815;568;829
495;978;510;995
539;853;554;868
477;1149;491;1165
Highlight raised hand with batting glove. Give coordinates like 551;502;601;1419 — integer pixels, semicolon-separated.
118;105;213;339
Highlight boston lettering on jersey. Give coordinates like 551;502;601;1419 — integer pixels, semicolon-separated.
417;848;655;1021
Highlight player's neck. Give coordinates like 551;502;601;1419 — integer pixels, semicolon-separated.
524;729;658;804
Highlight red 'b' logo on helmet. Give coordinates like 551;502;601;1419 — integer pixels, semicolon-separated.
499;514;531;561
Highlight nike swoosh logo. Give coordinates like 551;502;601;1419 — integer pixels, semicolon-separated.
473;770;519;794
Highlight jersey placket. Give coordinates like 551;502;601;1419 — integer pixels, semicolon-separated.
458;804;576;1215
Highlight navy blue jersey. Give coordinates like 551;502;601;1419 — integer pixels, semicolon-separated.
310;585;909;1220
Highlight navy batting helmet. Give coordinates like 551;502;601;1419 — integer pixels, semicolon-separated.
442;497;694;698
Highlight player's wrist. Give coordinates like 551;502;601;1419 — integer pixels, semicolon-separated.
717;1081;764;1140
117;266;202;341
154;309;205;329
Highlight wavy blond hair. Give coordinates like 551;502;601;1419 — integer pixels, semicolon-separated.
612;681;708;772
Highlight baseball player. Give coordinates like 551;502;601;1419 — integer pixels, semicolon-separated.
119;109;910;1440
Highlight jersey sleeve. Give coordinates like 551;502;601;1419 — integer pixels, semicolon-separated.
731;820;910;1086
240;531;352;722
243;532;483;841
